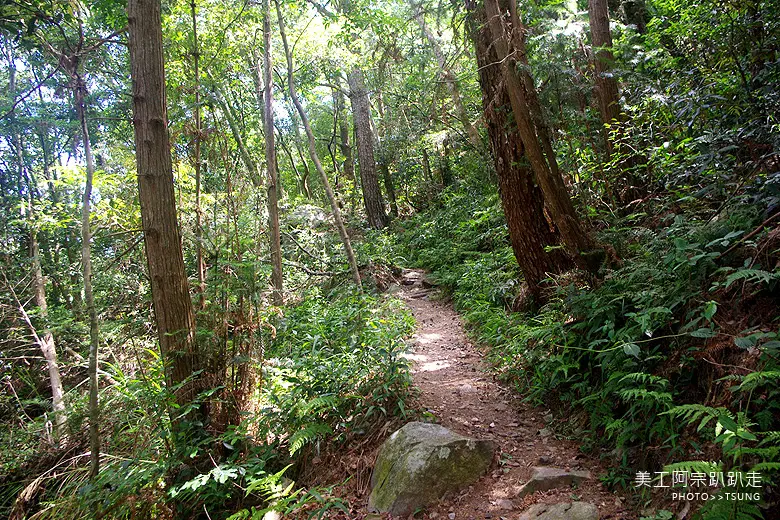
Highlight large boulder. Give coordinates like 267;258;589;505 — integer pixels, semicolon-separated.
368;422;495;516
517;501;599;520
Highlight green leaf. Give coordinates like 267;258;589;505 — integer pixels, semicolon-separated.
734;336;756;348
623;343;640;357
703;301;717;320
718;415;738;432
690;328;716;338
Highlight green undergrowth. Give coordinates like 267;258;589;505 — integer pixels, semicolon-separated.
1;288;415;519
391;185;779;518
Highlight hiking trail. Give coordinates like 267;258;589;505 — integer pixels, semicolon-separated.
390;269;630;519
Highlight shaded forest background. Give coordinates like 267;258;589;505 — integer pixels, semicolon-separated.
0;0;778;518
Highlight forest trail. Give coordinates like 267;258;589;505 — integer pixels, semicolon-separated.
394;269;628;519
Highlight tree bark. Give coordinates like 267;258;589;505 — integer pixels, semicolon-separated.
263;0;284;306
412;2;482;149
75;77;100;478
275;0;362;289
128;0;204;424
347;68;388;230
468;1;571;300
482;0;599;271
588;0;621;153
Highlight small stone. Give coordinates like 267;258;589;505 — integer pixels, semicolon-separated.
543;412;553;423
538;428;552;438
430;514;439;519
489;422;495;428
539;455;552;464
449;513;456;520
496;499;515;511
517;502;598;520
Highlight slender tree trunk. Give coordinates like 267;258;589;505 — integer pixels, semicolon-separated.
128;0;204;425
469;2;570;301
213;88;261;185
30;180;67;441
191;0;206;310
482;0;600;271
74;78;100;478
347;68;388;230
275;0;362;288
263;0;284;306
412;2;482;149
335;88;357;209
379;157;398;218
335;89;356;186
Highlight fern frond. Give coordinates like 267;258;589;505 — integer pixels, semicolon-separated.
288;423;332;456
618;388;672;402
737;370;780;392
749;462;780;474
618;372;670;388
662;404;730;431
298;394;340;415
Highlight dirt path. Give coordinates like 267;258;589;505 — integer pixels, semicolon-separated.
395;270;629;519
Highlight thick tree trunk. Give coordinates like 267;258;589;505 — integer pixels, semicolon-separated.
275;0;362;289
412;3;482;149
263;0;284;306
75;79;100;478
128;0;204;423
347;68;388;230
469;1;571;300
482;0;599;272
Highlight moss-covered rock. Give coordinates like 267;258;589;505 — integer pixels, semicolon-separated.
368;422;495;516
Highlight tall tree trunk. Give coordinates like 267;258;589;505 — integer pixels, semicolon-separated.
482;0;600;272
275;0;362;289
588;0;621;154
30;174;67;442
588;0;645;201
347;68;388;230
468;2;570;301
412;2;482;149
335;88;357;209
191;0;206;310
263;0;284;306
128;0;204;426
74;77;100;478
